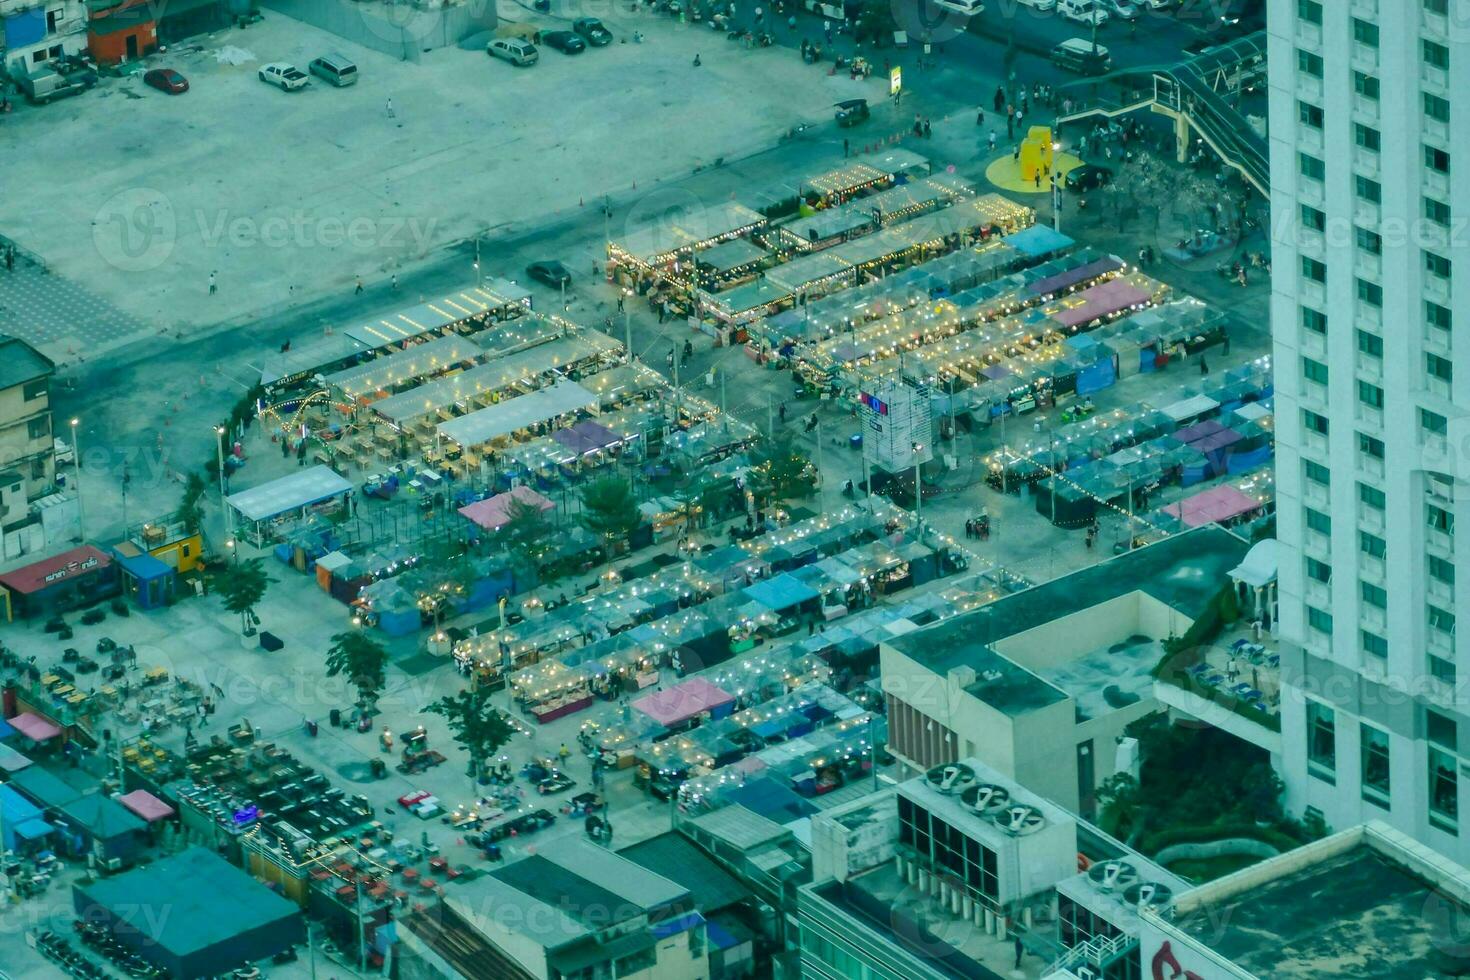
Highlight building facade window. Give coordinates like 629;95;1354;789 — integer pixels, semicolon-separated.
1358;381;1384;409
1431;747;1459;832
1361;724;1391;805
1353;71;1379;98
1360;531;1387;559
1307;700;1336;778
1302;306;1328;334
1361;629;1388;660
1307;606;1334;636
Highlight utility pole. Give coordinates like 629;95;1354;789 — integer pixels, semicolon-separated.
911;442;923;530
474;236;483;287
815;419;824;512
70;418;84;543
1051;172;1062;233
767;392;775;436
623;307;633;363
216;425;230;546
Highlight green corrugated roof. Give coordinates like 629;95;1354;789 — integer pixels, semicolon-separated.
618;834;751;913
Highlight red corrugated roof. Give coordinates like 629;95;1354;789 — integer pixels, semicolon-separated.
0;546;111;595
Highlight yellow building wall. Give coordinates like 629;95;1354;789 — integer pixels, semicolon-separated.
148;532;203;574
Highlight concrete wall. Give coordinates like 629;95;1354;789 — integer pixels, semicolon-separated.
992;593;1141;674
256;0;497;63
1010;700;1085;812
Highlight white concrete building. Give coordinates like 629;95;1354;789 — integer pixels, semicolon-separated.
1269;1;1470;858
0;0;87;74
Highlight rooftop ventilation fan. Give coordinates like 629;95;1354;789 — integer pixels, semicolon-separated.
1124;881;1174;910
925;763;977;795
992;804;1046;836
961;783;1011;815
1087;861;1138;893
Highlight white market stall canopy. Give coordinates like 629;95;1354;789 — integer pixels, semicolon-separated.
323;335;480;399
374;336;614;425
437;380;596;448
614;201;766;266
344;281;531;349
226;466;353;523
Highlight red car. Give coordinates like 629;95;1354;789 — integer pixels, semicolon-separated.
143;68;188;94
398;790;431;809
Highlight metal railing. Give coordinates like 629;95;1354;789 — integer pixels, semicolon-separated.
1050;932;1140;974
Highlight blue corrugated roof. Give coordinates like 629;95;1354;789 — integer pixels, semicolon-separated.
742;573;819;612
114;549;173;581
650;911;704;939
1002;224;1075;258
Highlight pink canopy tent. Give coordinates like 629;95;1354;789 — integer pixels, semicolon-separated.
118;789;175;823
1054;280;1152;328
8;712;61;742
1161;485;1260;528
632;677;735;727
458;486;554;531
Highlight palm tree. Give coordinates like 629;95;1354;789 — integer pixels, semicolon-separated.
324;630;389;715
424;687;517;792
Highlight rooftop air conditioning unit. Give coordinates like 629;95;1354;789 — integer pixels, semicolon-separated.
960;783;1011;816
1087;861;1138;893
991;804;1046;836
1124;881;1174;911
925;763;977;795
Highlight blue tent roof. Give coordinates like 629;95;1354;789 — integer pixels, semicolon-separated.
1003;224;1075;258
726;776;818;822
706;921;740;951
15;818;55;840
742;574;819;612
650;911;704;939
114;549;173;581
0;718;17;740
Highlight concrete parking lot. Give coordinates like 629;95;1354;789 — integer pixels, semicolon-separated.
0;6;878;359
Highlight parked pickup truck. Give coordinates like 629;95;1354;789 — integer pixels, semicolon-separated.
16;66;93;105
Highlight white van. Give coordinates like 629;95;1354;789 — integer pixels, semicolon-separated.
934;0;985;14
1051;38;1112;75
488;38;539;66
1060;0;1110;24
309;54;358;87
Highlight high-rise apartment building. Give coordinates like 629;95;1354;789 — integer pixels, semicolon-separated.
1270;0;1470;859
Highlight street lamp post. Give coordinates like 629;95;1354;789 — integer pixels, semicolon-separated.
215;425;230;547
911;441;923;530
474;236;483;287
70;418;84;542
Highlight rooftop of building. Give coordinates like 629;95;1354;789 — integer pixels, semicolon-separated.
0;335;54;390
806;860;1047;980
618;832;753;914
476;839;690;950
74;847;300;957
1162;822;1470;980
887;526;1249;716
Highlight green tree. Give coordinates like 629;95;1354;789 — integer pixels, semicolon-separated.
424;686;517;791
1096;772;1143;841
854;0;896;47
403;539;475;638
174;473;208;536
750;433;818;506
216;557;270;636
502;497;556;566
671;471;726;533
324;630;390;712
579;477;642;558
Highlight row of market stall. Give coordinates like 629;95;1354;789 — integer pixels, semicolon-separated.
450;503;974;720
983;361;1275;529
260;280;535;396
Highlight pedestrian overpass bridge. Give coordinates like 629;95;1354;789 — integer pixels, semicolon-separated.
1053;32;1268;197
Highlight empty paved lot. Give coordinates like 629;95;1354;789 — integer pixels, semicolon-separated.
0;8;878;355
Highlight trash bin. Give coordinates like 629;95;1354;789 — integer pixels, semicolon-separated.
371;758;387;779
329;708;342;727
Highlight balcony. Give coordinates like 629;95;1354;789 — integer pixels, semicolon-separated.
1354;304;1383;333
1425;116;1449;143
1295;21;1322;49
1351;42;1380;72
1353;252;1382;281
1352;94;1379;121
1422;63;1449;94
1153;627;1283;754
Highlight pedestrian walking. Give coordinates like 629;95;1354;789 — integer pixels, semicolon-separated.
1015;108;1023;129
988;130;997;151
922;118;932;138
355;277;364;295
843;137;849;157
386;97;395;118
975;108;983;126
616;293;625;313
391;273;398;290
993;86;1004;113
1200;356;1209;376
779;403;787;423
1014;936;1024;970
1034;171;1041;188
1079;135;1088;156
1221;329;1230;356
1021;94;1029;116
3;247;13;272
823;18;832;41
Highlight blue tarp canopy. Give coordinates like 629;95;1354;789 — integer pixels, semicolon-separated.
0;786;54;848
706;921;740;951
0;718;17;740
1002;224;1074;258
726;776;818;822
115;551;172;582
742;574;819;612
650;911;705;939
